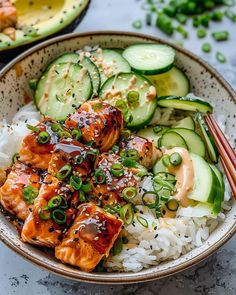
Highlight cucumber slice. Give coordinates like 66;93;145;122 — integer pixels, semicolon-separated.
188;153;218;203
210;164;225;214
35;63;92;120
158;131;188;149
146;66;190;97
172;116;195;130
171;128;206;158
91;49;131;84
99;73;157;129
122;44;175;75
153;158;168;174
196;113;219;163
157;95;213;113
47;53;100;97
137;126;169;147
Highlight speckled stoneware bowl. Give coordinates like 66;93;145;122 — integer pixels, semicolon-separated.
0;32;235;284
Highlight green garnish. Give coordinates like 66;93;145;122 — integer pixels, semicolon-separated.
94;168;106;184
166;198;179;211
29;78;38;90
162;155;171;167
50;208;67;225
216;51;227;63
12;153;20;164
81;182;91;193
38;131;50;144
176;25;188;38
224;9;236;22
47;196;62;210
119;204;134;225
56;164;72;180
132;20;143;29
153;126;163;133
69;175;82;190
110;163;124;178
212;31;229;41
197;28;206;38
38;206;51;220
146;13;152;26
211;11;224;21
136;215;149;228
26;124;39;133
115;99;128;113
122;187;138;201
75;154;84;165
112;238;123;256
79;191;86;202
120;149;140;161
71;129;82;141
51;123;61;132
142;191;158;209
156;13;174;35
127;90;140;106
23;185;39;204
202;42;212;53
169;152;182;166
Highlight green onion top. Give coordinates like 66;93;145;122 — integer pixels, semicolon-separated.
71;129;82;141
127;90;140;107
23;185;39;204
169;152;182;166
75;154;84;165
69;175;82;190
110;163;124;178
136;215;149;228
47;195;62;210
119;204;134;225
26;124;40;133
37;131;50;144
122;186;138;201
38;206;51;221
142;191;158;209
94;168;106;184
56;164;72;180
50;208;67;225
115;99;128;113
120;149;140;161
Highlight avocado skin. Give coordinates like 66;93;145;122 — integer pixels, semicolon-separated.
0;0;90;64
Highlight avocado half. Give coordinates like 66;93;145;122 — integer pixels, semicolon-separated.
0;0;90;62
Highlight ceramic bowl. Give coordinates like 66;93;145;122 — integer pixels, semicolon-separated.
0;31;235;284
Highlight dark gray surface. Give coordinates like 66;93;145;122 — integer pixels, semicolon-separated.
0;0;236;294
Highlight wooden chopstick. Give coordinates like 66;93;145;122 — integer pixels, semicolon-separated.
205;113;236;198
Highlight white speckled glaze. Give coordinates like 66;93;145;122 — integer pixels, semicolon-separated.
0;32;235;284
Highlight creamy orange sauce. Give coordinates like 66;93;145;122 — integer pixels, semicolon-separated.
163;147;194;207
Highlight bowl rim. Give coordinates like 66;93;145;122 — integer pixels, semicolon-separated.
0;31;235;284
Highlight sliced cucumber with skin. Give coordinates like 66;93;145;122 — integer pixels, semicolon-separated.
172;116;195;130
46;52;100;97
157;95;213;113
91;49;131;85
158;131;188;149
99;72;157;129
171;128;206;158
153;158;168;174
122;44;175;75
146;66;190;97
137;125;169;147
196;113;219;163
35;63;92;120
188;153;218;203
210;164;225;214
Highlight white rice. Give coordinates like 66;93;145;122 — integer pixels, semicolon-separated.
0;102;40;170
0;102;232;273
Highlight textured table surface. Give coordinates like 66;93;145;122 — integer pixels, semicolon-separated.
0;1;236;294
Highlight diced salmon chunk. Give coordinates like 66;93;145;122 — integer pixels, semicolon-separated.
55;202;123;272
21;175;77;247
0;163;40;220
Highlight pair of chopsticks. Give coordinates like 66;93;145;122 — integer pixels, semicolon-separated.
205;113;236;199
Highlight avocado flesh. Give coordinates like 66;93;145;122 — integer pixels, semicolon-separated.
0;0;89;52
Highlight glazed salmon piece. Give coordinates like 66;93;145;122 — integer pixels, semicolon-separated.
120;135;160;169
55;203;123;272
65;99;124;152
48;138;97;180
0;163;40;221
21;175;77;247
0;0;17;32
19;120;70;169
90;153;138;205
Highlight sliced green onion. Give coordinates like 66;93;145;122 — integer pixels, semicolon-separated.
38;206;51;220
60;197;68;209
153;176;175;192
132;19;142;29
86;149;99;161
163;6;176;17
162;155;171;167
38;131;50;144
127;90;140;106
223;0;235;7
115;99;128;113
122;187;138;201
119;204;134;225
216;51;227;63
120;149;139;161
112;238;123;256
146;13;152;26
94;168;106;184
111;145;119;153
86;140;94;147
212;31;229;41
72;129;82;141
12;153;19;164
81;182;91;193
170;152;182;166
176;13;187;24
79;191;86;202
155;172;176;184
200;14;211;27
166;199;179;211
51;209;67;225
104;204;121;214
197;28;206;38
202;42;212;53
29;78;38;90
160;195;170;202
51;123;61;132
56;164;72;180
142;191;158;209
153;126;162;134
47;195;62;210
155;204;162;218
26;124;39;133
110;163;124;178
122;157;148;178
156;13;174;36
69;175;82;190
224;9;236;22
211;11;224;21
175;25;188;39
23;185;39;204
121;129;131;141
136;215;149;228
192;16;200;27
75;154;84;165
